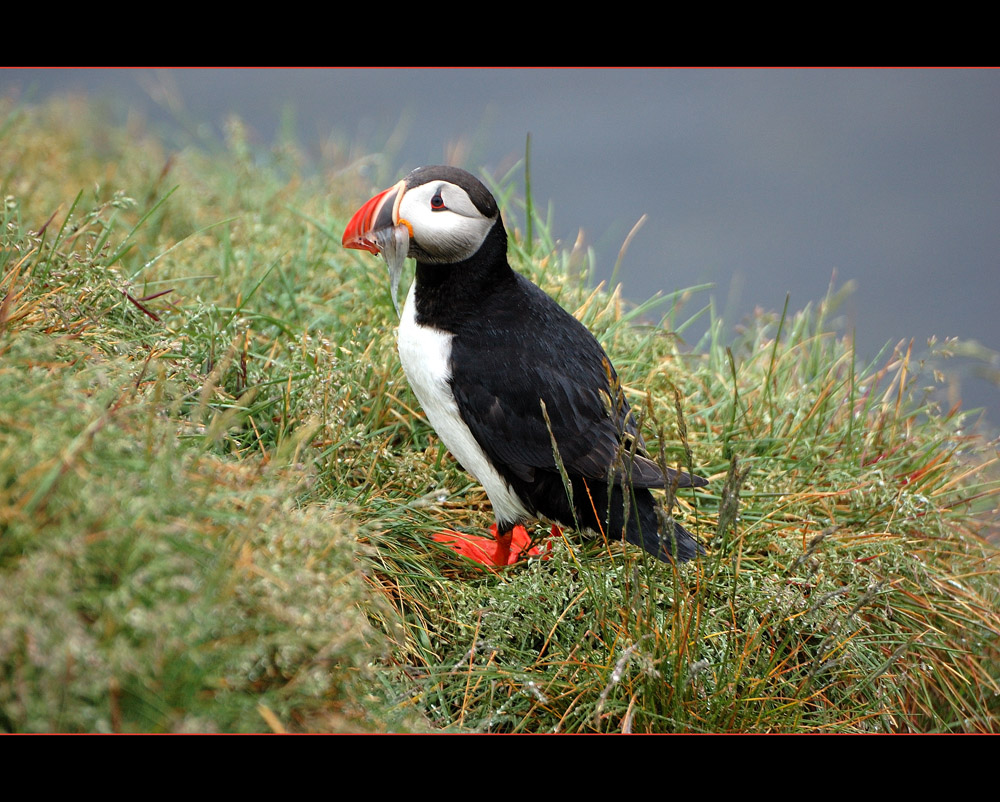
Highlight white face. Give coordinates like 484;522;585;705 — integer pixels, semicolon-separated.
398;180;496;264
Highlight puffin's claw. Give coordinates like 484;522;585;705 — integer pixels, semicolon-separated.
432;524;555;570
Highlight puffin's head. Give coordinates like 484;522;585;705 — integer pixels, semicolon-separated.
342;165;499;265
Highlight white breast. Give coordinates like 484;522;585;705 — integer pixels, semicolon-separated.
396;282;531;526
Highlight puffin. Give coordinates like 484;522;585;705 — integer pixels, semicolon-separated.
342;165;706;567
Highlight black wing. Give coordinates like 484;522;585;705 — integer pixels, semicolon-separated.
449;275;690;489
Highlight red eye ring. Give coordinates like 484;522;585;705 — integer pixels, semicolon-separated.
430;192;445;210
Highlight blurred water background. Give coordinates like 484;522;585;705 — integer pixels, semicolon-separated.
5;68;998;428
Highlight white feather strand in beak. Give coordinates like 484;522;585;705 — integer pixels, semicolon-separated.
373;224;411;318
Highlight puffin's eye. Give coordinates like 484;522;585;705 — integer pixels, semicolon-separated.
430;192;446;210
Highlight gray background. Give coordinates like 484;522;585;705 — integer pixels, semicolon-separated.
5;68;998;426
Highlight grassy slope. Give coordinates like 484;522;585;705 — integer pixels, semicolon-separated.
1;96;998;732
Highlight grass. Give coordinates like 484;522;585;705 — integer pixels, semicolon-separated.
1;94;998;732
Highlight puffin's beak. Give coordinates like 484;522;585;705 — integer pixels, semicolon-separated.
342;179;407;253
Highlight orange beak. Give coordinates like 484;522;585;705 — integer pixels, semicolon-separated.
342;179;407;254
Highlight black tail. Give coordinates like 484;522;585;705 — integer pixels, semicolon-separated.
578;481;704;563
506;470;705;563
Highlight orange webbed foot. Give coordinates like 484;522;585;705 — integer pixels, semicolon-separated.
432;523;553;570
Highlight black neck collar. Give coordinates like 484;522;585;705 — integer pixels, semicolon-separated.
412;221;515;330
